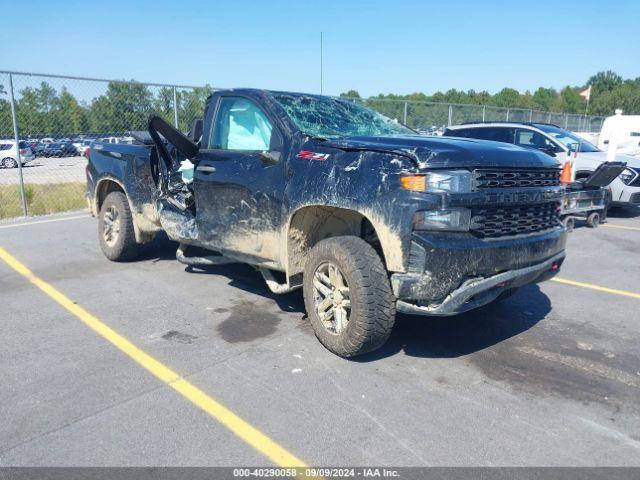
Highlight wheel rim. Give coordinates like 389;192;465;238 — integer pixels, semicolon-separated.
312;262;351;334
102;205;121;247
3;158;16;168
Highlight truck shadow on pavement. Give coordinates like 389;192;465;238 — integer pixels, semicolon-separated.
136;235;306;313
188;253;552;361
138;236;552;360
137;238;183;262
186;262;306;315
608;205;640;218
354;285;551;361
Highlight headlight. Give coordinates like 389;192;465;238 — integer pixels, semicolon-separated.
618;168;637;185
400;170;472;193
413;208;471;231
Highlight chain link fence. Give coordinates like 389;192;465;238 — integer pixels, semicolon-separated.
354;98;605;134
0;71;210;220
0;70;606;221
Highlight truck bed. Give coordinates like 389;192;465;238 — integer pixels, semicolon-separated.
87;141;160;235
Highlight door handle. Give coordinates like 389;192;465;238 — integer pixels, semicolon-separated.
197;165;216;173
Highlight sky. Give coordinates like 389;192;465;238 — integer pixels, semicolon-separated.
1;0;639;97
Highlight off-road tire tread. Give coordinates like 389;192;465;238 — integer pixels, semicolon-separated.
99;191;139;261
303;236;395;357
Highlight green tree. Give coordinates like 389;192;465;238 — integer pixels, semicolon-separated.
588;70;623;95
532;87;558;111
178;86;212;131
17;85;47;135
89;81;154;133
492;88;521;107
154;87;176;123
338;69;640;119
0;85;11;138
590;81;640;116
558;87;584;113
56;87;87;134
339;89;361;99
36;82;58;113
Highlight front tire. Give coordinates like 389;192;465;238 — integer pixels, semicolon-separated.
303;236;395;357
98;191;139;261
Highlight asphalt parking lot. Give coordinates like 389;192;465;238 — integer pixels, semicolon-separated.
1;210;639;467
0;156;86;185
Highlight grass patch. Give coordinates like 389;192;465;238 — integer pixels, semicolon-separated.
0;182;87;220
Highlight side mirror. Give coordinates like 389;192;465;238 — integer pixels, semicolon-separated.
259;150;281;166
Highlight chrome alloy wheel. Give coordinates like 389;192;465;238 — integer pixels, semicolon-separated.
3;157;17;168
102;205;121;247
312;262;351;334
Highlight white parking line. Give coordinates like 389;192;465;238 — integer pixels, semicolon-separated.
0;214;89;230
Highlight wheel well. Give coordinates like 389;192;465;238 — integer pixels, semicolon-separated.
286;206;384;276
95;179;125;213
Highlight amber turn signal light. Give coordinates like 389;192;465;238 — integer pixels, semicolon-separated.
400;175;426;192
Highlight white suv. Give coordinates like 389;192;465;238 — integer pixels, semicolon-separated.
73;139;93;156
444;122;640;207
0;140;36;169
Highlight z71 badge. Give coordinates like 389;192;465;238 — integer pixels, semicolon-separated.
296;150;330;161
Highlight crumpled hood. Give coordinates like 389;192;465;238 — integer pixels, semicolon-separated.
324;134;560;169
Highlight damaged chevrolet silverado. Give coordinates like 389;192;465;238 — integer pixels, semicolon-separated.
87;89;567;357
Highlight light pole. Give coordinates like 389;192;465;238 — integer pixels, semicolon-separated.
320;32;324;95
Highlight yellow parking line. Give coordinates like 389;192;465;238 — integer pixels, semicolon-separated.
0;214;88;230
0;246;307;468
601;224;640;232
551;277;640;300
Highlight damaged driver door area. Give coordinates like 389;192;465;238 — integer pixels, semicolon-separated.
193;95;287;264
147;114;202;240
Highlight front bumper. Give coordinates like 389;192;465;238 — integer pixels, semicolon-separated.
612;188;640;205
391;227;566;316
395;251;564;316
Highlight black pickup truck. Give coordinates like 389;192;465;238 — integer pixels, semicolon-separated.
87;89;566;357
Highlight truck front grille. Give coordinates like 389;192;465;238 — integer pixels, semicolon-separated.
471;202;561;238
473;169;560;189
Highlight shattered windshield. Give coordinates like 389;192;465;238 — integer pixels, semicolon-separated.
274;94;414;138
